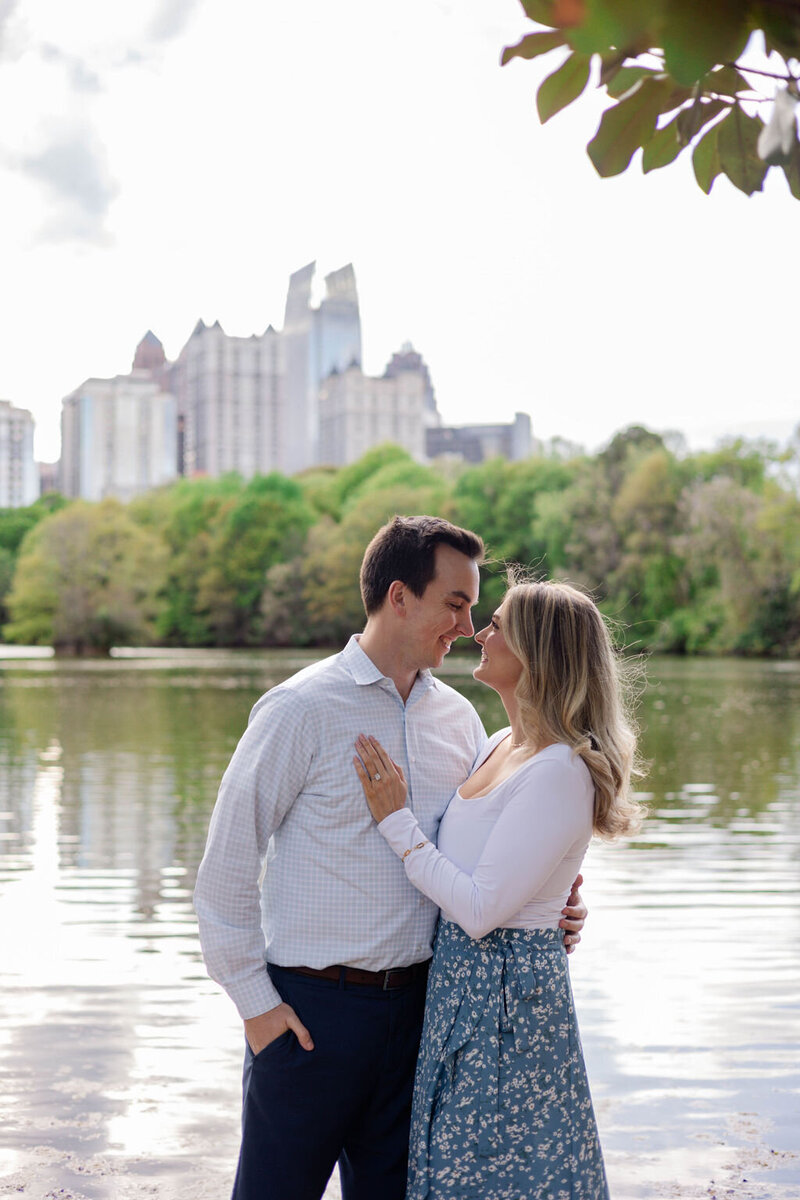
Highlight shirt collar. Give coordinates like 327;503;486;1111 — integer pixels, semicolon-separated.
342;634;438;696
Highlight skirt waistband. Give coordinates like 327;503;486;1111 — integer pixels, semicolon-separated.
438;918;565;952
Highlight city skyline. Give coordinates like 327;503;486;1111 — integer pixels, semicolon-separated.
54;261;535;503
1;0;798;465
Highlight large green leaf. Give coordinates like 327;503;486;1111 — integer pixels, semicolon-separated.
760;4;800;61
783;139;800;200
566;0;659;56
693;120;723;193
599;49;627;88
537;51;592;122
677;98;728;145
501;30;566;65
717;105;768;195
704;64;757;99
661;0;750;86
521;0;557;24
587;77;687;176
642;114;685;173
605;65;662;99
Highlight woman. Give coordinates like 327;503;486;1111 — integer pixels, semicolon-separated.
353;577;643;1199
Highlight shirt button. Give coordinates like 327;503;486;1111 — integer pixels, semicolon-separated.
411;756;416;763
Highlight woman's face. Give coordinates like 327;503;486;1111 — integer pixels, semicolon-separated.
473;603;523;694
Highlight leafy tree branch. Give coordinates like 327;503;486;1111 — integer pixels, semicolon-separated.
502;0;800;197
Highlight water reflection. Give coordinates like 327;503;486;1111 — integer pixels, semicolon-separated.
0;650;798;1198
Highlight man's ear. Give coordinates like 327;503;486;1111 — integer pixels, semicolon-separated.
386;579;407;617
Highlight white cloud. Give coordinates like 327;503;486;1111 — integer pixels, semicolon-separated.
38;42;102;92
0;0;21;49
147;0;204;43
21;120;118;243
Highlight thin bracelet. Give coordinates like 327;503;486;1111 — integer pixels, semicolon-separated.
401;840;428;861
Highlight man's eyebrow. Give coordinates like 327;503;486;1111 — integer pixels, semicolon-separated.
447;590;476;604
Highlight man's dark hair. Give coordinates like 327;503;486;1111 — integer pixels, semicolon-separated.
360;515;484;615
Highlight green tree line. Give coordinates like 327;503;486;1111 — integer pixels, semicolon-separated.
2;426;799;656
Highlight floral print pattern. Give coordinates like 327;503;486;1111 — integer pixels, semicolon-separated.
407;919;609;1200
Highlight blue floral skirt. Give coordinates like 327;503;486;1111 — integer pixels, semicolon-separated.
407;920;609;1200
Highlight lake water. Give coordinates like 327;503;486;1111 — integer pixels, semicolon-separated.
0;649;798;1200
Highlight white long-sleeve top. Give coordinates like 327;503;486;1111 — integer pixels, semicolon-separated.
377;730;594;941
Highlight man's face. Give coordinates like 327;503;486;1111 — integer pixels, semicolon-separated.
402;544;481;670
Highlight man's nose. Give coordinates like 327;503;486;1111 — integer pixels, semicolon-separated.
457;610;474;638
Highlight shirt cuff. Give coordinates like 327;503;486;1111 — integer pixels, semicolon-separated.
226;972;284;1020
377;808;427;859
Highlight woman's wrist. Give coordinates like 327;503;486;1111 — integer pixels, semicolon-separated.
377;808;425;857
401;839;429;861
377;808;412;829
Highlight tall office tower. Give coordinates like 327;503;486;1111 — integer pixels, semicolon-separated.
383;342;440;427
171;319;283;479
317;349;428;467
282;262;362;472
0;401;37;507
60;372;178;502
132;329;167;374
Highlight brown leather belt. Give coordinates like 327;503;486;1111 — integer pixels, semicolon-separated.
282;960;429;990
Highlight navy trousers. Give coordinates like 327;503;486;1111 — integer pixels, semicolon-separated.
231;964;428;1200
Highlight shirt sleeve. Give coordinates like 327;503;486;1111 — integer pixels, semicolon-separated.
193;687;314;1018
377;755;591;941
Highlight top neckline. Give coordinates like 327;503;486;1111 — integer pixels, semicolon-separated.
456;733;569;802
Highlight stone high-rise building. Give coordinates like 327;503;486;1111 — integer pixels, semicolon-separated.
0;400;37;507
318;344;434;467
170;319;283;478
383;342;439;427
132;329;169;376
60;365;178;502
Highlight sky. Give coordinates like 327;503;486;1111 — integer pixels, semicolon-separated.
0;0;798;463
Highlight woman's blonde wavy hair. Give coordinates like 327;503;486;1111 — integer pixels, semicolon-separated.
501;573;645;839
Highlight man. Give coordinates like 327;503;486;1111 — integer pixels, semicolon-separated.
194;515;586;1200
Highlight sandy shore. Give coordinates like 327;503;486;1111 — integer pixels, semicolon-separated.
0;1009;795;1200
1;870;797;1200
1;1135;796;1199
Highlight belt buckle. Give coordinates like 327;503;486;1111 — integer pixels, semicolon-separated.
382;968;402;990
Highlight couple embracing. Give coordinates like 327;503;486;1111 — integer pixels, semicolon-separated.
194;514;642;1200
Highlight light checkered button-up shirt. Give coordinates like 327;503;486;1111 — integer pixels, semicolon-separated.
194;635;487;1018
